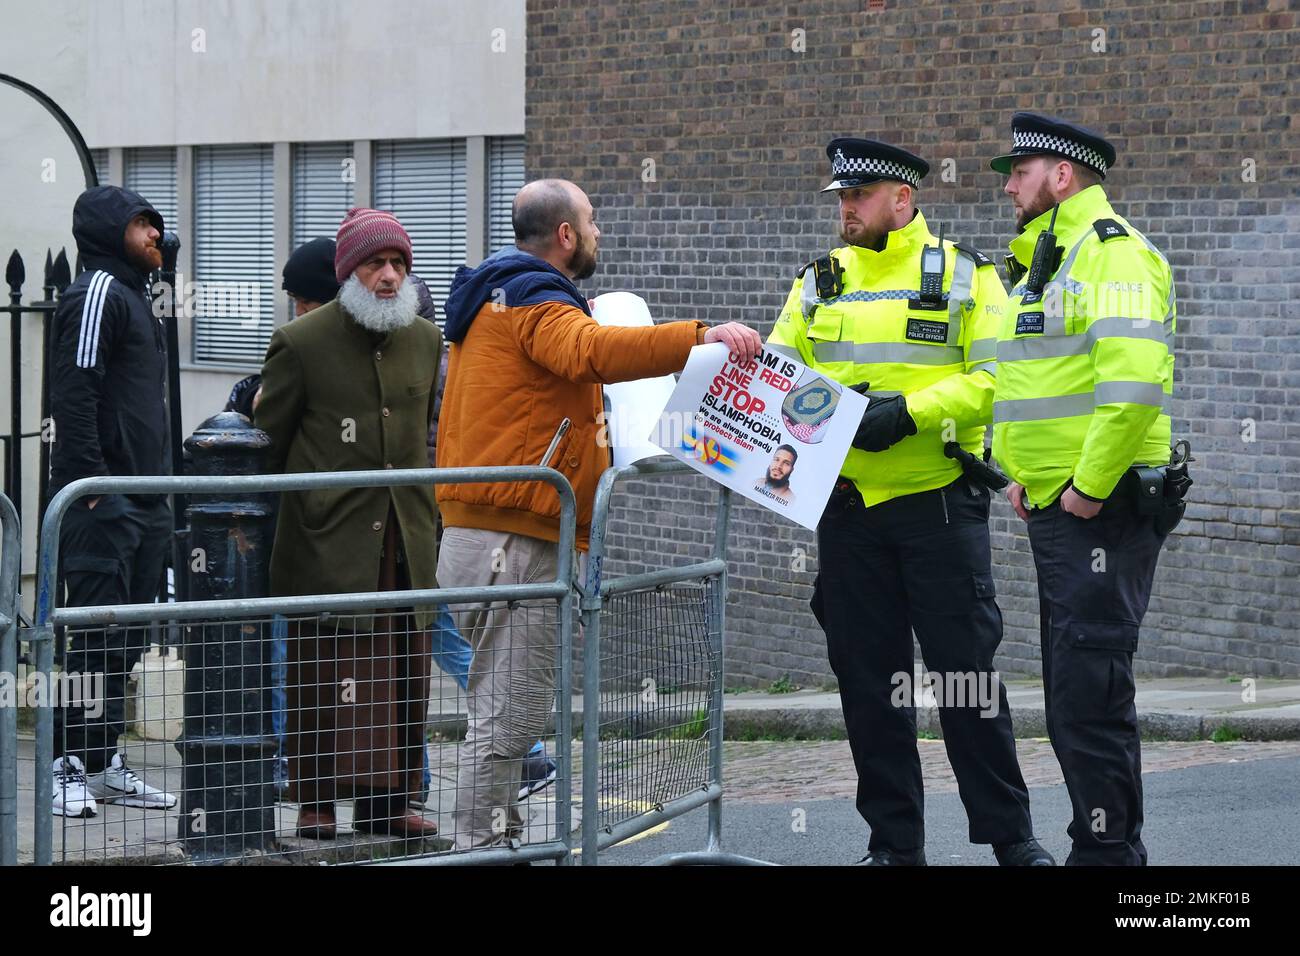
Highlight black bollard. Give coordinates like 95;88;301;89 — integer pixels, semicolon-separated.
174;411;276;861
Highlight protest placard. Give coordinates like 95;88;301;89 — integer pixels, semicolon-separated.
652;343;867;530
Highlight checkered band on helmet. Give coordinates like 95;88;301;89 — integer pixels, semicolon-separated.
831;151;922;188
1012;129;1109;173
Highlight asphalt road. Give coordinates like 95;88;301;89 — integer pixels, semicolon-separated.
598;755;1300;866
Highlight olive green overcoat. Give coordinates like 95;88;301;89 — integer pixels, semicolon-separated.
255;300;442;629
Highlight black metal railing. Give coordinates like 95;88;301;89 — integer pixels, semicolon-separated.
4;247;70;545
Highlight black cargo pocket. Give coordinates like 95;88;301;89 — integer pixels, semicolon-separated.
62;554;128;607
1064;619;1139;653
910;570;996;616
63;555;122;575
972;570;996;600
1053;619;1140;721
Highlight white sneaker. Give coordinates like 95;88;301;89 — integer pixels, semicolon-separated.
52;756;99;818
86;754;177;809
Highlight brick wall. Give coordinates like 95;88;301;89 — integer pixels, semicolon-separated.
528;0;1300;683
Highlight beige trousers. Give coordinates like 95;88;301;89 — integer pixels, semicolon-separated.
438;527;559;849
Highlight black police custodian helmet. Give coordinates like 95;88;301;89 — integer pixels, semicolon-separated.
990;112;1116;180
822;138;929;193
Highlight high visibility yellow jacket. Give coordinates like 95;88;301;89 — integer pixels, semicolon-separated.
992;185;1176;507
767;210;1006;508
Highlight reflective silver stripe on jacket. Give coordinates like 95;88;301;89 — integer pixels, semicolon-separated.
997;315;1174;363
1094;380;1167;407
967;336;998;377
1040;233;1094;336
767;343;801;362
800;272;819;319
946;251;976;344
814;341;965;366
994;381;1168;423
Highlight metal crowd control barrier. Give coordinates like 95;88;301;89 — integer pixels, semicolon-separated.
1;492;20;865
580;460;772;866
30;467;576;866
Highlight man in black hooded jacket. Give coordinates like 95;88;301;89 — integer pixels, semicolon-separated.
48;185;176;817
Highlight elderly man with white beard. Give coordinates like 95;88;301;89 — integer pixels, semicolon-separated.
255;208;443;840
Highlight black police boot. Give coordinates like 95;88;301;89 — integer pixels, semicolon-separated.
993;839;1056;866
855;848;927;866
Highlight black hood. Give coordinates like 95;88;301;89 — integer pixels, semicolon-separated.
72;185;164;278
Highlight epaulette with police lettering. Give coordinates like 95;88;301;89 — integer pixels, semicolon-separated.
951;242;996;268
1092;219;1129;242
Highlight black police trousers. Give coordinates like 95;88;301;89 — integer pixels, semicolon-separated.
53;494;172;774
813;477;1034;852
1027;492;1167;866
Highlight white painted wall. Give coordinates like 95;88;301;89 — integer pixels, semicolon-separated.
0;0;525;598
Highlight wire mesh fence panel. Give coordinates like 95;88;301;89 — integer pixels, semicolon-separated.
594;580;719;832
31;599;566;865
27;467;578;866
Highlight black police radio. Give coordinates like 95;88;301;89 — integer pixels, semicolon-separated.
919;224;946;305
1023;204;1063;300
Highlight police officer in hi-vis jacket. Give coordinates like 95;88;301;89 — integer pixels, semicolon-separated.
990;113;1186;866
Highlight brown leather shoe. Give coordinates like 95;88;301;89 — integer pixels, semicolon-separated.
353;811;439;839
296;806;337;840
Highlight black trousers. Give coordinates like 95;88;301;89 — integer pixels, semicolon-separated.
1027;493;1167;866
813;477;1034;852
53;494;172;774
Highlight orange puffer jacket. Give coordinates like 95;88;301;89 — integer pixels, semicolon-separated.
436;297;704;549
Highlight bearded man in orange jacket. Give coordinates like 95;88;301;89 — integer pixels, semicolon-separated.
437;178;760;849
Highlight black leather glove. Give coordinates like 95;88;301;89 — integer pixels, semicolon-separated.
851;392;917;452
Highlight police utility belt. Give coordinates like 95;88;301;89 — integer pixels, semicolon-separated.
1074;440;1193;534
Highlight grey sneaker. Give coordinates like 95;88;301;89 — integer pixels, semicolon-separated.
86;754;177;809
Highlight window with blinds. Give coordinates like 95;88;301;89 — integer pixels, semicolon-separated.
372;139;467;314
291;142;355;249
90;149;109;185
192;144;275;366
487;136;525;255
124;147;178;231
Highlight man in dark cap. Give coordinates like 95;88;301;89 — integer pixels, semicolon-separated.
224;237;340;419
990;113;1183;866
767;139;1053;866
48;185;176;817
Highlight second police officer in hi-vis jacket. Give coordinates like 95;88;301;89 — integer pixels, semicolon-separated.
990;113;1188;866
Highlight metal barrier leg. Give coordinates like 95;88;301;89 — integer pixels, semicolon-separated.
707;487;729;854
0;608;13;868
641;486;772;867
579;580;602;865
0;492;19;866
554;575;575;865
32;624;53;865
580;470;774;866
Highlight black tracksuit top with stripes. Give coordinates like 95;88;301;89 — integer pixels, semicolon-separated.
49;186;169;501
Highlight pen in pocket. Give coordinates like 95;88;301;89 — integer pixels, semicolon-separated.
539;418;572;468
